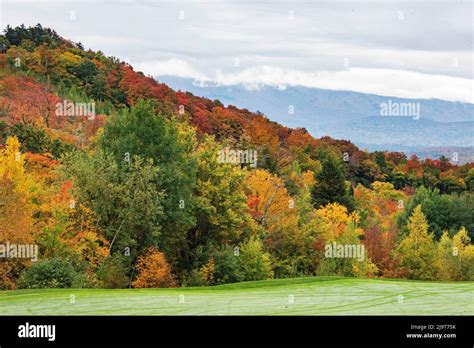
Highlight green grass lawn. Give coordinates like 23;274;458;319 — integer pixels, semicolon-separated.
1;277;473;315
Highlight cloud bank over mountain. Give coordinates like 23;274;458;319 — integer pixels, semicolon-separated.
2;0;473;103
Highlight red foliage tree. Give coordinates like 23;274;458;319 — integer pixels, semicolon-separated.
0;76;60;127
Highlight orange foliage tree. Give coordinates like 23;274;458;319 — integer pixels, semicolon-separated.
354;181;406;276
132;247;176;288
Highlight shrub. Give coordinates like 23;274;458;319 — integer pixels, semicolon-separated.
186;258;215;286
272;259;298;278
0;259;30;290
17;258;83;289
237;238;274;281
132;247;175;288
212;245;242;284
184;269;208;287
96;255;130;288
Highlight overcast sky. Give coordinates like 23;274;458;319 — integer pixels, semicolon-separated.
1;0;473;102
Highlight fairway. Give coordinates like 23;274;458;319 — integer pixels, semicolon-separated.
1;277;473;315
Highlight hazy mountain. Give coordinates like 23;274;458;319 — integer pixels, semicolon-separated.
317;117;474;147
158;76;474;151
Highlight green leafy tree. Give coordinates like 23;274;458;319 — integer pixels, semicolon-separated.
465;169;474;191
99;100;198;271
397;187;474;241
62;151;164;259
182;136;256;273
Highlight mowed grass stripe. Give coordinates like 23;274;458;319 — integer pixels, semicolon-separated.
1;277;472;315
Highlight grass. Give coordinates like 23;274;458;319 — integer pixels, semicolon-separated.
1;276;473;315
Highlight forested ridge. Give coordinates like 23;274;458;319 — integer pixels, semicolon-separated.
1;24;473;290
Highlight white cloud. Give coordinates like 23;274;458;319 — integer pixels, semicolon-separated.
2;0;473;103
135;59;208;81
144;62;472;103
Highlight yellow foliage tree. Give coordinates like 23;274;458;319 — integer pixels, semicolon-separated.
246;169;297;232
0;137;37;289
305;203;377;277
397;205;436;280
312;203;361;241
452;227;474;280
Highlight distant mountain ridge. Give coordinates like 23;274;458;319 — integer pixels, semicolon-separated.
317;117;474;147
158;76;474;151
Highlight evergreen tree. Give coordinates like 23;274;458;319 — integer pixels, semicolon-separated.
311;151;354;210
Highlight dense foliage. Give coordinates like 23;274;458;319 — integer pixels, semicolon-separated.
1;25;473;289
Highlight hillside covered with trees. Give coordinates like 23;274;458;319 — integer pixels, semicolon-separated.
1;24;473;290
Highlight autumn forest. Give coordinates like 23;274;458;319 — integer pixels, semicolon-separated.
1;24;473;291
